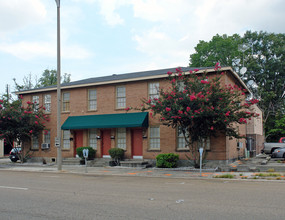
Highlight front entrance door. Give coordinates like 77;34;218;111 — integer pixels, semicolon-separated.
132;128;143;159
102;129;111;158
74;130;83;157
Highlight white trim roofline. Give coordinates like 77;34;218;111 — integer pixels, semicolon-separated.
15;66;250;95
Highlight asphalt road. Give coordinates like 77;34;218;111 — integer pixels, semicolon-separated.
0;170;284;220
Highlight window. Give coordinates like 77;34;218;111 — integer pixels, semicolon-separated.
32;96;39;112
149;126;160;149
44;94;51;113
116;86;126;109
149;82;159;101
177;81;185;92
63;130;70;149
116;128;126;150
31;135;39;150
43;130;51;144
88;89;97;111
89;129;97;149
62;92;70;112
198;137;211;150
177;127;189;150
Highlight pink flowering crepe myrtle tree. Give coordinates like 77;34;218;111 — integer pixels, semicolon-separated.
0;95;49;162
138;64;259;166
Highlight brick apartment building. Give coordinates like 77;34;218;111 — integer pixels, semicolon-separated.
16;66;263;164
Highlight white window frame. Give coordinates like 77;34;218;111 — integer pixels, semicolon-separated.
198;137;211;150
31;135;39;150
149;126;160;150
63;130;70;149
149;82;159;101
62;92;70;112
44;94;51;113
116;128;126;150
88;89;97;111
89;129;97;150
116;86;126;109
43;130;51;144
32;95;39;112
177;127;189;150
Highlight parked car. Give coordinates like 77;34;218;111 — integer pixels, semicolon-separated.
280;137;285;143
271;148;285;159
263;143;285;154
9;147;21;162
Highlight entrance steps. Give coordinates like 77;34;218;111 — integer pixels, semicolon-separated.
62;158;81;165
62;158;152;168
120;159;152;168
88;158;111;167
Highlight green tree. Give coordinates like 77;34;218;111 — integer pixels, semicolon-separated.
139;67;259;166
0;94;49;162
190;34;242;70
14;69;71;91
189;31;285;139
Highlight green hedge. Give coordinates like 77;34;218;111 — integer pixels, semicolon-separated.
156;153;179;168
108;148;124;161
76;147;96;160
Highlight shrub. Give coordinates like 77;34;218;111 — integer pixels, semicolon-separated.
213;174;235;179
156;153;179;168
109;148;125;161
76;147;96;160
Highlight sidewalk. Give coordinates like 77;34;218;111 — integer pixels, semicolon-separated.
1;158;285;181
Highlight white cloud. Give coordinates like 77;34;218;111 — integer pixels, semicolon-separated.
0;41;92;60
0;0;46;35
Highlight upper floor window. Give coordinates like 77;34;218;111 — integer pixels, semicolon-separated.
62;92;70;112
89;129;97;149
63;130;70;149
88;89;97;111
32;96;39;112
116;128;126;150
148;82;159;101
149;126;160;150
44;94;51;113
116;86;126;109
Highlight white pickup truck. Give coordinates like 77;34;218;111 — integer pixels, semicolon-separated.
263;143;285;154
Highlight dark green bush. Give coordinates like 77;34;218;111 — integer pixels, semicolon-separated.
156;153;179;168
109;148;124;161
76;147;96;160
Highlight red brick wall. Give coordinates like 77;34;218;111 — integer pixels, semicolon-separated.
20;70;249;161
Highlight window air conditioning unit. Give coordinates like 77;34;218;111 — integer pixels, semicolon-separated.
41;143;50;149
237;142;243;149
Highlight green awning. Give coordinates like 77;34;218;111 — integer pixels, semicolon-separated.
61;112;148;130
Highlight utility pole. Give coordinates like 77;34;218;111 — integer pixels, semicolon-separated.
55;0;62;170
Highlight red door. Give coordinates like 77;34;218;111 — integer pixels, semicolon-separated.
102;129;111;157
132;129;143;158
74;130;83;157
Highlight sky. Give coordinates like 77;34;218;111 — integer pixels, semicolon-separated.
0;0;285;94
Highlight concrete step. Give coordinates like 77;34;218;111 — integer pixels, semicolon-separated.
88;158;111;167
62;158;81;165
120;160;151;168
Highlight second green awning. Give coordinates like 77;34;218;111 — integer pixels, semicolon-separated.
61;112;148;130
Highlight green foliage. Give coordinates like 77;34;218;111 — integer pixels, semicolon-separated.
0;95;49;152
13;69;71;91
140;67;258;165
76;147;96;160
267;113;285;141
156;153;179;168
213;174;235;179
108;148;125;161
189;31;285;138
